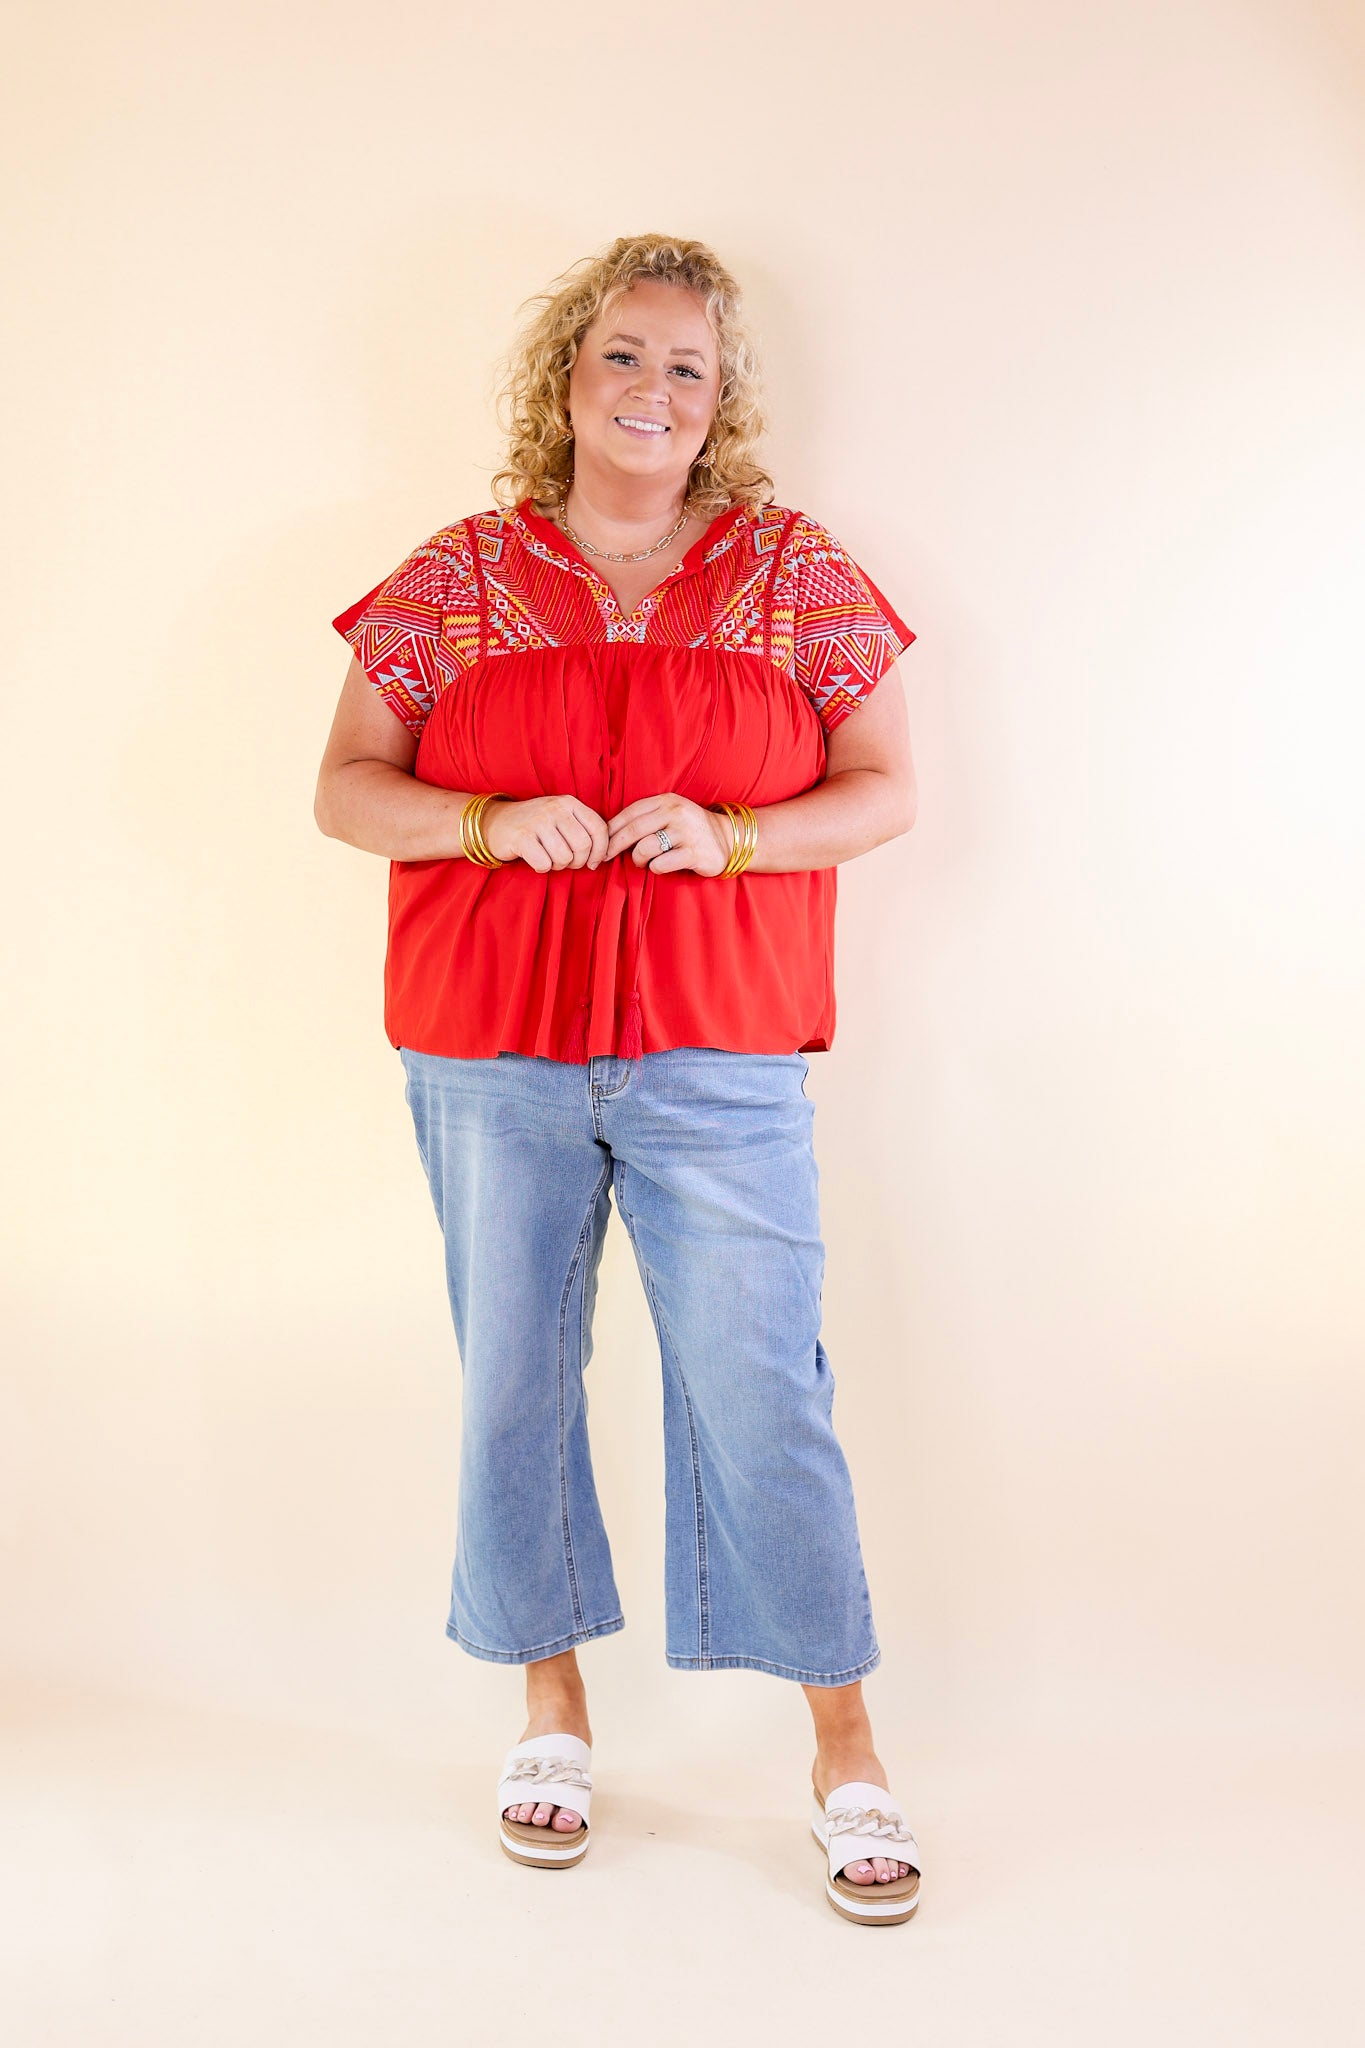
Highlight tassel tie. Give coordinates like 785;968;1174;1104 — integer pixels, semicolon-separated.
564;540;717;1064
617;862;654;1060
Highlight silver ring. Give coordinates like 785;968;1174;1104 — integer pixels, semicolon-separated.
655;828;673;853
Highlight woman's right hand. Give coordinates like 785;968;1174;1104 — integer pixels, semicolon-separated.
479;795;610;873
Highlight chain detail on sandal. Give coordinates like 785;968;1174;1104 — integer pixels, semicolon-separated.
502;1756;593;1794
825;1801;918;1846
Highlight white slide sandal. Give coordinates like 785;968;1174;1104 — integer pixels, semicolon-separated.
496;1733;593;1868
811;1778;922;1924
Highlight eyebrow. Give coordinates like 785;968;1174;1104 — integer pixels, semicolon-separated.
603;331;708;362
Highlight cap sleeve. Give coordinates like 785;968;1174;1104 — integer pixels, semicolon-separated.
331;523;474;741
786;514;916;733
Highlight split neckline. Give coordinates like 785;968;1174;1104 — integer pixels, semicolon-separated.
515;496;748;630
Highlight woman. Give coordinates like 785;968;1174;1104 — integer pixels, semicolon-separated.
315;235;921;1925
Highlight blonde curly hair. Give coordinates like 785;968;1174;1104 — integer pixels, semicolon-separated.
490;234;775;522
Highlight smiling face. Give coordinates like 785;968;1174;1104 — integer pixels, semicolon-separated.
565;276;720;501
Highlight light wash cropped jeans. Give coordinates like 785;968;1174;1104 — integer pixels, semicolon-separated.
398;1044;881;1686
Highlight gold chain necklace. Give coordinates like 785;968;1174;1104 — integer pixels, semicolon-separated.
556;478;689;563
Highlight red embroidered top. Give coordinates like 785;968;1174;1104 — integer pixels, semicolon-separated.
331;497;915;1063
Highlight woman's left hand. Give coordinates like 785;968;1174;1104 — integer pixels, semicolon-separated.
604;794;735;877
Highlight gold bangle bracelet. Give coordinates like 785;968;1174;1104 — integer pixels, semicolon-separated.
719;802;745;877
469;794;503;868
717;801;758;878
713;802;738;875
460;792;508;868
732;803;758;875
458;794;489;866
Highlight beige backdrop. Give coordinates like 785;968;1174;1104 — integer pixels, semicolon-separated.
3;1;1361;2040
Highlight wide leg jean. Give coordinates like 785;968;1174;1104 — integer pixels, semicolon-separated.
398;1044;881;1686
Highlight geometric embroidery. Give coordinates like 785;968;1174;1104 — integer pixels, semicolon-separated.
333;501;914;742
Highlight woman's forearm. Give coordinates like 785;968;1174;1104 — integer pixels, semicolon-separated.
315;760;478;861
728;768;914;873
